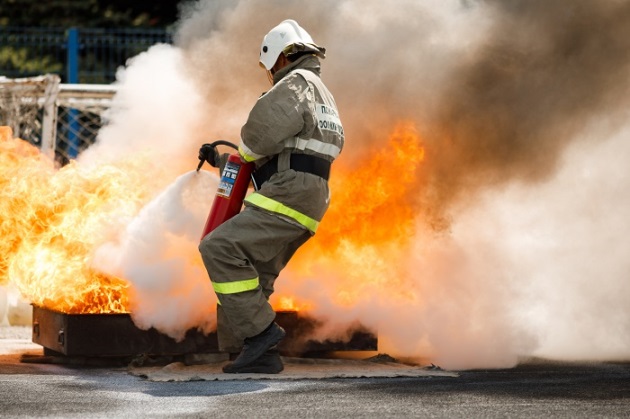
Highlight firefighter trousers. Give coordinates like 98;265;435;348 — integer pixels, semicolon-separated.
199;206;311;352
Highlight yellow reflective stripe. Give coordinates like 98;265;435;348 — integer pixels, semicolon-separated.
245;193;319;233
212;277;259;295
238;143;263;163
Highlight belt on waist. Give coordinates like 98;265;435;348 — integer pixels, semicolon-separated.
252;154;331;189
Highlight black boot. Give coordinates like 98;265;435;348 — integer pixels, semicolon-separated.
223;348;284;374
222;322;285;373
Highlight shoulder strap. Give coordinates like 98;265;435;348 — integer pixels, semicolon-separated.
292;69;323;87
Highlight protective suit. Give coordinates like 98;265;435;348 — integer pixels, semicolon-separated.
199;20;344;373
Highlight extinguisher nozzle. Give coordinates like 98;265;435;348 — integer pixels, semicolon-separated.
196;159;205;172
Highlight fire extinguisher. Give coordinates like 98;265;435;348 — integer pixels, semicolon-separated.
197;141;255;241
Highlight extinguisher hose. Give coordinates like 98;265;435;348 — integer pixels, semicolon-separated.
208;140;238;151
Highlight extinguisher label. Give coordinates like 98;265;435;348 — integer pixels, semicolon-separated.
216;161;240;198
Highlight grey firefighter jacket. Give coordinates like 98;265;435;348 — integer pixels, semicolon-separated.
238;55;344;233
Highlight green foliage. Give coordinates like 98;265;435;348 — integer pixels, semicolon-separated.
0;0;182;28
0;46;63;75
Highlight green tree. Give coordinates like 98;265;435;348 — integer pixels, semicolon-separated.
0;46;63;74
0;0;182;28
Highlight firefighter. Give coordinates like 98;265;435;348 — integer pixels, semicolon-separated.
198;19;344;374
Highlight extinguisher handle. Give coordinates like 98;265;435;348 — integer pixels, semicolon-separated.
196;140;239;172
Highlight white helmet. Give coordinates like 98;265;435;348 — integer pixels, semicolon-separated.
259;19;325;70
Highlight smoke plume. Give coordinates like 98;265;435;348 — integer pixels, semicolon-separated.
424;0;630;217
84;0;630;368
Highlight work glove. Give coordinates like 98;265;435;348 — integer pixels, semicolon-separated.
198;143;220;168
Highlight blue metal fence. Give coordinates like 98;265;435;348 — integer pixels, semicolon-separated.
0;26;173;84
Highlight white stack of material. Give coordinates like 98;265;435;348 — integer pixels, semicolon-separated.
3;286;32;326
0;285;7;326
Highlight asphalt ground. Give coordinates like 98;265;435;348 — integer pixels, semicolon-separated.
1;327;629;418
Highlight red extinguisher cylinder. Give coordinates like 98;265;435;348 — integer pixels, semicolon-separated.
200;154;254;240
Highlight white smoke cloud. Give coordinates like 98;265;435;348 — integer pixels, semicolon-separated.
78;44;209;189
92;170;218;340
468;122;630;362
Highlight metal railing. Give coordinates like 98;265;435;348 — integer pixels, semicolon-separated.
56;83;117;164
0;75;116;164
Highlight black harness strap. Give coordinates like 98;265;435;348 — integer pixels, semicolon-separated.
252;154;331;189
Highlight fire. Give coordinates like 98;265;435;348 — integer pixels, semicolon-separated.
1;121;424;318
271;295;314;312
277;121;425;311
0;127;149;313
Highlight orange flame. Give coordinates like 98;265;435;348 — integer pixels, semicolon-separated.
0;127;149;313
1;121;424;317
275;121;425;311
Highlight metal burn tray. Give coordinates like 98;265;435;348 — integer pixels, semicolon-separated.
31;305;218;357
31;305;377;358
